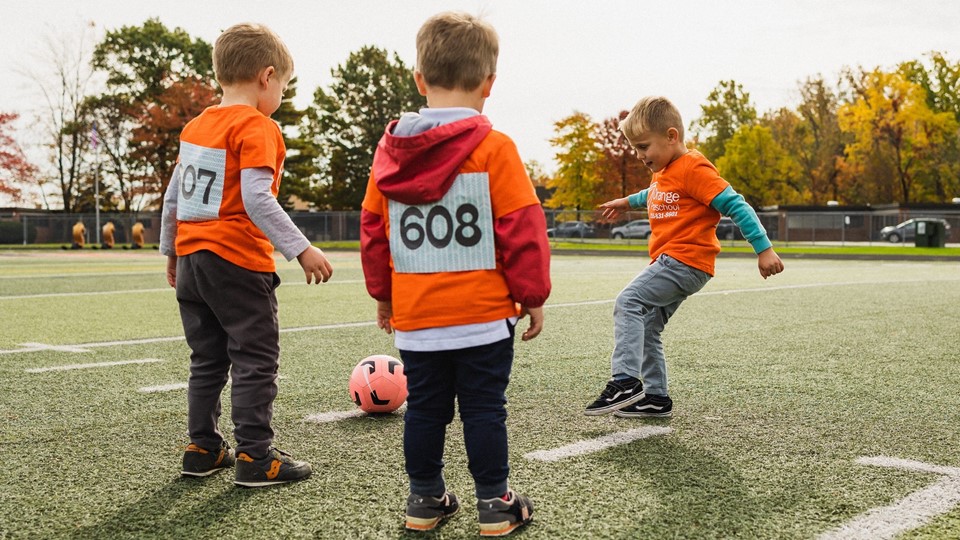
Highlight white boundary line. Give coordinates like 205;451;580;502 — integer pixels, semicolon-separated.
0;279;367;300
303;405;406;424
1;321;377;355
817;456;960;540
138;382;188;393
5;277;959;356
524;426;673;462
25;358;164;373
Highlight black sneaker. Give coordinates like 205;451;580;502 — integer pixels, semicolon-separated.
614;394;673;418
405;491;460;531
477;490;534;537
584;378;645;416
181;441;235;477
233;447;312;487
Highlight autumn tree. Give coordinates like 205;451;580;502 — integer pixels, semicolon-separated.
689;80;757;162
547;111;602;220
839;67;958;203
595;111;650;205
899;52;960;201
715;124;803;207
90;18;215;210
300;46;424;209
0;113;37;205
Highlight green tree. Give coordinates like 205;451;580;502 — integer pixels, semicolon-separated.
899;52;960;201
271;78;317;209
716;124;803;207
690;80;757;162
89;18;215;210
300;46;424;209
547;111;602;220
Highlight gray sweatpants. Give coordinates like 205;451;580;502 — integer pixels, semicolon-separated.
176;250;281;458
611;253;711;395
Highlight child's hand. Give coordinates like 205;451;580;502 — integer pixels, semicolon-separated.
297;246;333;284
376;300;393;334
598;198;630;221
758;248;784;279
519;305;544;341
166;255;177;288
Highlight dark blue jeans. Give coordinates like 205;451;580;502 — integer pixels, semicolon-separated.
400;324;514;500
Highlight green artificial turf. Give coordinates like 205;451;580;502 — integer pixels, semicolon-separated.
1;250;959;538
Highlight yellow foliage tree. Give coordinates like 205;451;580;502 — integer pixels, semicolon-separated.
839;68;958;203
547;112;603;221
715;124;804;207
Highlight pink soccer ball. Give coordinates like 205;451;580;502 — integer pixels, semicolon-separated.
348;355;408;413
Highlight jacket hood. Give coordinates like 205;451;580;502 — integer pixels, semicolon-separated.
372;114;493;205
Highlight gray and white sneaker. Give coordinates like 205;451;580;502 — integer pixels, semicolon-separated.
405;491;460;531
614;394;673;417
584;378;645;415
478;490;533;537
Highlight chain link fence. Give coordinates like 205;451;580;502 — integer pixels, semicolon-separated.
1;208;959;246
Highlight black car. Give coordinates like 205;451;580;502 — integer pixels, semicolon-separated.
547;221;596;238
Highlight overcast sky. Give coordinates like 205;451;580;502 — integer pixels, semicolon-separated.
2;0;959;170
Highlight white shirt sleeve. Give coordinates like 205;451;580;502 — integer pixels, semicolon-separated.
159;164;180;256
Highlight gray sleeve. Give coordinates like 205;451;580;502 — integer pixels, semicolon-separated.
159;165;180;256
240;167;311;261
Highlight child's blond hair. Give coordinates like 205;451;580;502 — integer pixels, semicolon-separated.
620;96;685;142
416;11;498;91
213;23;293;85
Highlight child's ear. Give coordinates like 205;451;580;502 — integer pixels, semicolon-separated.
481;73;496;98
260;66;276;87
666;127;681;143
413;71;428;96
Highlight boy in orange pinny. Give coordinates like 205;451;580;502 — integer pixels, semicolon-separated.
159;23;332;487
361;12;550;536
585;96;784;418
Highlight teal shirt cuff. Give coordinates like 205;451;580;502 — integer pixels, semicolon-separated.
627;190;648;209
710;186;773;254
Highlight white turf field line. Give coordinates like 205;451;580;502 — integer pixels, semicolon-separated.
5;276;960;356
24;358;163;373
524;426;673;461
0;278;366;300
817;456;960;540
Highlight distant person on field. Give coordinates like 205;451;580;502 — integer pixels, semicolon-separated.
159;22;333;488
101;222;115;249
584;96;784;418
131;221;145;249
361;11;549;536
71;220;85;249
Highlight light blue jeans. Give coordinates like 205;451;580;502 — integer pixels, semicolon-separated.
611;254;711;396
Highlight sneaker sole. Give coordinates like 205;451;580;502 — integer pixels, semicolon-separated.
181;467;229;477
613;408;672;418
583;391;646;416
479;517;533;537
234;471;312;488
405;506;459;531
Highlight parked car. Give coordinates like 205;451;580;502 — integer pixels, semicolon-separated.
547;220;596;238
879;218;951;243
610;219;652;239
715;217;743;240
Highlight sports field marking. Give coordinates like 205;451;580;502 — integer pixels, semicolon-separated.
0;279;367;300
138;382;188;393
5;276;959;356
0;321;377;355
817;456;960;540
25;358;164;373
304;403;405;423
524;426;673;462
